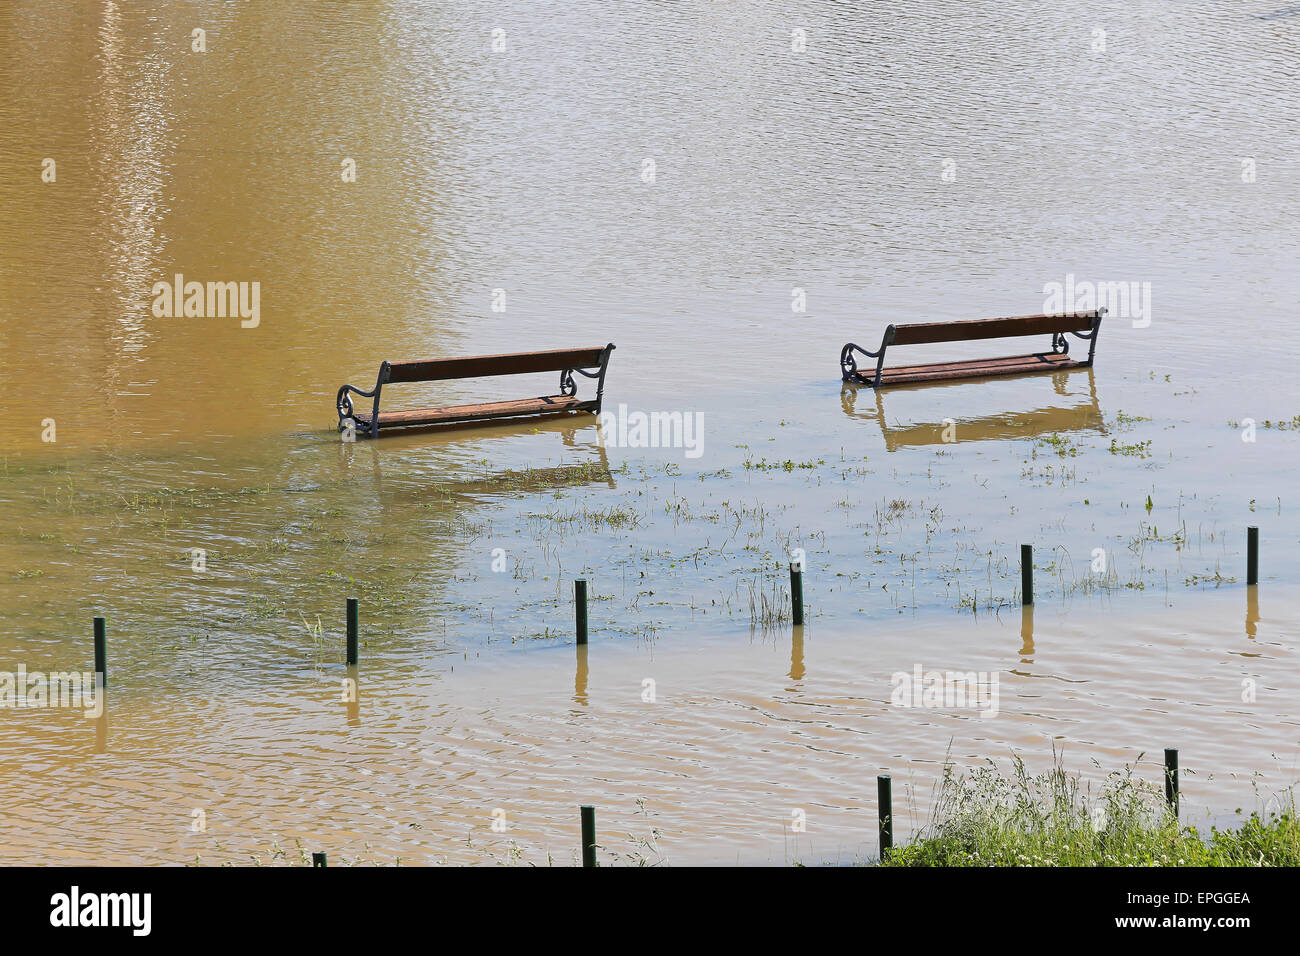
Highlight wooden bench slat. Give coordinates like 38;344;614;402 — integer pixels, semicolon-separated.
890;313;1097;346
877;351;1084;386
354;394;589;428
386;347;608;383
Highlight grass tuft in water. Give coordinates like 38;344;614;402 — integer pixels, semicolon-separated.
882;753;1300;866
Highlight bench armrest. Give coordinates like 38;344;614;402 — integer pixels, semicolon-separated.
840;329;893;386
559;342;616;412
1055;308;1105;363
336;382;374;417
336;363;389;437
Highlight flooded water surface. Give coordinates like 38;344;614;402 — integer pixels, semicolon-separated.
1;1;1299;864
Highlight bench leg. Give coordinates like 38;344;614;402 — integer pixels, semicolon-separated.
595;343;615;414
872;345;888;388
368;377;384;439
1086;309;1104;364
567;343;615;414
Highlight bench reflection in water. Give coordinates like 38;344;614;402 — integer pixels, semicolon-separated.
367;415;617;498
842;367;1104;452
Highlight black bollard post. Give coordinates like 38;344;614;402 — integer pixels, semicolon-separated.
346;597;359;666
878;774;893;859
1021;544;1033;606
312;852;327;867
1164;748;1179;818
580;805;596;867
93;617;107;688
789;562;804;627
1247;526;1259;586
575;579;588;646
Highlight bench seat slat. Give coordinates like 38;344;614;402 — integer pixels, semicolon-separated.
875;351;1085;386
353;394;591;429
890;313;1096;346
386;347;608;383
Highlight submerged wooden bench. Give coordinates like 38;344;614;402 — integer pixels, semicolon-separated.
336;344;615;438
840;310;1104;388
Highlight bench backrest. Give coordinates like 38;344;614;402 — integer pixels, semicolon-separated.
385;346;609;384
889;311;1101;346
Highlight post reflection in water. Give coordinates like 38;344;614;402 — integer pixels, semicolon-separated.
93;704;109;755
1246;585;1260;639
789;624;805;683
345;665;361;725
1019;604;1035;660
574;645;589;708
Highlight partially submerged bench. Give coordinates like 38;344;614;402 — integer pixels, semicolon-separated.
840;310;1104;388
336;344;615;438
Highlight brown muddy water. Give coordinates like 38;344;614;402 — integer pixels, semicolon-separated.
1;2;1299;865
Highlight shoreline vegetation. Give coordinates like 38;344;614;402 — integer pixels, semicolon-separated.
879;754;1299;867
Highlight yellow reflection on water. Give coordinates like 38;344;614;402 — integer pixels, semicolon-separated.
843;368;1104;451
